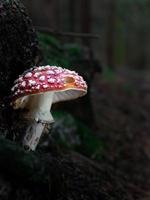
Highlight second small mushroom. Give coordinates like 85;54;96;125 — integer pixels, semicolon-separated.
11;65;87;151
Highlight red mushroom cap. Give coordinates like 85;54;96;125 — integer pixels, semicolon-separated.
11;65;87;108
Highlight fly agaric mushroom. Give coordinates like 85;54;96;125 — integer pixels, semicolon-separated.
11;65;87;151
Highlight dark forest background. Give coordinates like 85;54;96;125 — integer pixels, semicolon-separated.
23;0;150;69
0;0;150;199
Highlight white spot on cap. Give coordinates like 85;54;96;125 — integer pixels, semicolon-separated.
11;84;18;91
45;65;50;69
38;67;43;71
57;79;62;83
48;78;55;83
34;66;44;71
35;85;40;90
28;80;36;86
64;69;71;73
11;86;15;92
43;84;48;89
58;66;63;70
14;79;18;84
18;77;23;82
21;81;26;87
34;68;38;72
39;76;45;82
47;70;55;75
40;66;47;70
34;72;41;78
55;69;62;74
26;89;32;93
24;72;32;78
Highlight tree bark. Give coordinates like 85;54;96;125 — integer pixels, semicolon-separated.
0;0;41;133
0;0;40;98
106;0;117;69
80;0;91;46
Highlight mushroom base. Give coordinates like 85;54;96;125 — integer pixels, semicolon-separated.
23;120;45;151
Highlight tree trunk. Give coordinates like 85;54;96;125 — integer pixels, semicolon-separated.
106;0;117;69
80;0;91;46
0;0;41;131
0;0;40;98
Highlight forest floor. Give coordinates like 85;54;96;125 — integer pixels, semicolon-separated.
91;68;150;200
1;67;150;200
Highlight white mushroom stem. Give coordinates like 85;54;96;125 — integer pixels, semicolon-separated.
22;92;54;151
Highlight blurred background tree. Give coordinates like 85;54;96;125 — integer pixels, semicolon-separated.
22;0;150;69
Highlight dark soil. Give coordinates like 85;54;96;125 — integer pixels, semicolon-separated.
0;137;133;200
